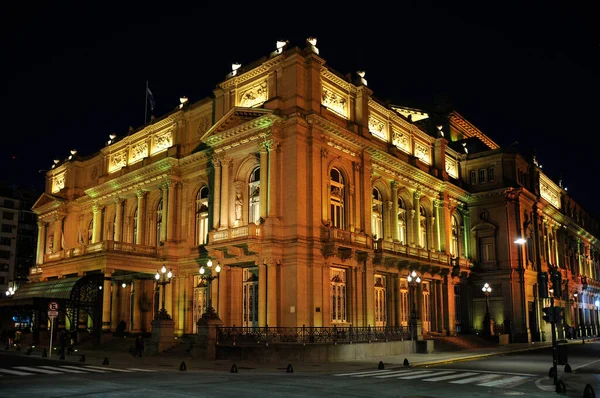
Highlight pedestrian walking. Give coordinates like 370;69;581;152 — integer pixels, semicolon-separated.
134;335;144;357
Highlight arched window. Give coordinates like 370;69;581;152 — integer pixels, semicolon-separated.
331;268;347;323
374;274;386;326
249;167;260;224
451;215;459;257
330;168;345;229
156;199;163;246
372;188;383;240
420;206;428;249
196;186;209;245
133;207;138;244
87;220;93;244
398;197;407;245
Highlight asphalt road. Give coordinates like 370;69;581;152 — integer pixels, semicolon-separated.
1;344;598;397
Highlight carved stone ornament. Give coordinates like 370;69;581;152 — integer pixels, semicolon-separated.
152;131;173;154
321;86;347;117
414;142;430;164
130;141;148;163
368;115;387;140
52;172;66;193
392;130;410;153
109;150;127;173
445;157;458;178
239;80;268;108
197;116;211;136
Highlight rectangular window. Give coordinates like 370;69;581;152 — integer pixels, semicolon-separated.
469;170;477;185
2;212;14;220
0;263;8;272
331;268;347;323
1;224;11;233
0;250;10;259
479;237;495;261
487;167;495;182
3;200;14;209
478;169;486;184
0;237;10;246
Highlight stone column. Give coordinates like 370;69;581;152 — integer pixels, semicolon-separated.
321;148;329;225
258;263;267;327
36;221;46;264
443;275;456;335
110;281;119;331
167;181;177;241
389;274;397;326
53;215;63;251
434;199;446;252
365;257;375;326
259;145;268;219
212;157;222;229
395;276;402;326
268;140;279;217
436;280;445;333
462;209;471;259
267;260;278;327
412;190;422;247
218;266;228;325
427;216;436;251
220;157;231;229
391;181;399;242
102;272;112;333
92;203;102;243
133;280;142;332
136;190;146;245
114;198;123;242
353;163;362;232
386;201;393;240
160;183;168;243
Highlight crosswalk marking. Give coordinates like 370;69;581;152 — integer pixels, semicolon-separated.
39;366;87;374
13;366;62;374
332;368;534;389
423;372;477;381
396;370;436;379
0;368;33;376
61;365;109;373
477;375;529;387
450;373;501;384
85;365;134;373
126;368;157;372
373;370;413;379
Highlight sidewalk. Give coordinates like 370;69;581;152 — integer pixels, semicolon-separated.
1;337;596;374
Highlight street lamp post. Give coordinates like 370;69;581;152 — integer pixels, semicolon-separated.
482;282;492;335
5;286;15;297
199;259;221;319
154;265;173;320
407;270;422;340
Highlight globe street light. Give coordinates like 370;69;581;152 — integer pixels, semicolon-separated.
407;270;421;319
482;282;492;335
154;265;173;320
5;286;15;297
199;259;221;319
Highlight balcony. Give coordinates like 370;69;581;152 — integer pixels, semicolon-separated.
42;241;158;264
320;227;372;260
210;224;262;243
373;238;470;272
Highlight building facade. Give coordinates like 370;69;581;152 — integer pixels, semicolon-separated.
9;39;600;344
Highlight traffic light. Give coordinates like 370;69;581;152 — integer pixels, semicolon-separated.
553;307;564;324
538;272;549;298
551;270;562;298
542;306;553;323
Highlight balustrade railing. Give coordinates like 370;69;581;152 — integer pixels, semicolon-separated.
216;325;412;346
42;240;157;263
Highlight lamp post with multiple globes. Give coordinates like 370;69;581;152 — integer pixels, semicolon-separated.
154;265;173;320
199;259;221;318
482;282;493;335
407;270;422;340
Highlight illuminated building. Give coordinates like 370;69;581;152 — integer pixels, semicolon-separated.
7;39;598;346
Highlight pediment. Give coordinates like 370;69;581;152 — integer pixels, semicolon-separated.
200;107;280;149
32;193;64;214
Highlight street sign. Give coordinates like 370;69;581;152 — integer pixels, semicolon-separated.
48;301;59;311
48;310;58;317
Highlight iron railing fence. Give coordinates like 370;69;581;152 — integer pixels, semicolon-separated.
216;325;412;346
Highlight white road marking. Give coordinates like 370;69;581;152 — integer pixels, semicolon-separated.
396;370;436;379
61;365;108;373
477;375;529;387
0;368;35;376
373;370;414;378
126;368;157;372
423;372;477;381
85;365;134;372
39;366;87;374
424;368;535;377
13;366;62;374
450;373;501;384
573;358;600;371
335;370;392;377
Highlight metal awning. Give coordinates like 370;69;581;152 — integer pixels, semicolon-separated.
11;276;85;300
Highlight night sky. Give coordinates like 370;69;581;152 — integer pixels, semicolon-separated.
1;2;598;213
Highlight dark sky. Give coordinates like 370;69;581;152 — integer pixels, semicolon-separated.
1;2;598;212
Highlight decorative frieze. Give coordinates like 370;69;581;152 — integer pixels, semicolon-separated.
151;130;173;155
446;157;458;178
129;141;148;164
539;173;561;209
414;141;430;164
109;150;127;173
51;172;66;193
392;129;410;153
238;80;268;108
321;85;348;118
368;114;387;141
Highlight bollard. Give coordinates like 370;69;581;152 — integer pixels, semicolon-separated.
80;355;86;362
180;361;187;371
564;363;572;373
378;361;385;370
548;367;556;379
286;364;294;373
583;384;596;398
102;357;109;365
230;364;238;373
403;358;410;367
555;379;566;393
42;348;47;357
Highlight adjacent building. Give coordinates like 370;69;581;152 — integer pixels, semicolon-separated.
7;39;599;345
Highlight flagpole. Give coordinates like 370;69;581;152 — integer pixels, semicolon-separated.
145;80;148;125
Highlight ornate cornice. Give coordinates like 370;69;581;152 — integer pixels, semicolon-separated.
449;113;499;149
219;57;283;89
320;68;357;94
84;157;178;202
